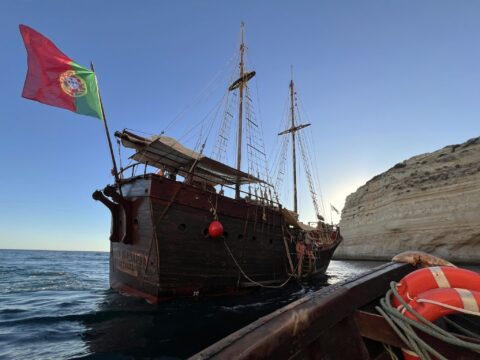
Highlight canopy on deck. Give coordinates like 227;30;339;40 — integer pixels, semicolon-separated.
115;130;264;186
281;208;319;231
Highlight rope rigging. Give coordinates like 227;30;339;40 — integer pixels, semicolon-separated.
272;81;327;222
207;28;273;203
119;26;241;177
118;24;278;209
271;94;294;203
244;85;270;201
295;95;327;219
297;96;327;215
211;50;241;164
376;281;480;360
160;50;239;136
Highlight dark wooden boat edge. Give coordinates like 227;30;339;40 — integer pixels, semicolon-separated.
189;262;480;360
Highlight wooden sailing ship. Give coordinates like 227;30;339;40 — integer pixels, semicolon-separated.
94;24;342;303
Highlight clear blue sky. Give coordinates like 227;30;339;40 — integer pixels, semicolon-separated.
1;1;479;251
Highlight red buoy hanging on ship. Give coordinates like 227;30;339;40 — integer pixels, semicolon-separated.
208;220;224;238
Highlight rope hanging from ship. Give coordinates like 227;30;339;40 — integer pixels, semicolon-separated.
223;234;301;289
142;185;184;284
222;212;328;288
208;183;301;289
376;265;480;360
206;190;295;289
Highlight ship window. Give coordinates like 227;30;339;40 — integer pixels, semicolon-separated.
178;224;186;231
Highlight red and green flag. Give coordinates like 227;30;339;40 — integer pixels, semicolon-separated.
19;24;104;120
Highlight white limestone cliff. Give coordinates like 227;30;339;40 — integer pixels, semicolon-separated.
336;137;480;263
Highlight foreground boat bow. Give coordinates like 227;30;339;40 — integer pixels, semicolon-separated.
190;262;480;359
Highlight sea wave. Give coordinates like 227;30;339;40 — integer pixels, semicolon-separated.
0;250;382;359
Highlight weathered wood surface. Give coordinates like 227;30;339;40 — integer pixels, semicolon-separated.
189;262;413;359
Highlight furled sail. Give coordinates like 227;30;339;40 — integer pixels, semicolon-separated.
116;130;264;186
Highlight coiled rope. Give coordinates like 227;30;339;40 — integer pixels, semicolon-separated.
375;281;480;360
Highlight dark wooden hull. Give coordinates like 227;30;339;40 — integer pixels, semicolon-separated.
95;174;341;302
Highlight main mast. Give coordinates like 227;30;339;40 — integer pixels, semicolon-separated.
228;22;256;199
278;76;310;214
290;80;298;213
236;23;246;199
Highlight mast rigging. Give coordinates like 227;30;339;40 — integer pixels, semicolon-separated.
228;22;256;199
278;78;310;214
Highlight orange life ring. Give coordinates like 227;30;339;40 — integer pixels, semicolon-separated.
401;287;480;360
392;266;480;308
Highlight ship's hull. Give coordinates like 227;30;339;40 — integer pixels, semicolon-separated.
95;174;341;303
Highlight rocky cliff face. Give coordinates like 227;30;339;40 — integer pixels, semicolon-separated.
336;137;480;263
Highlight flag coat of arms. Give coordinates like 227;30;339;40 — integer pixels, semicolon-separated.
19;24;103;120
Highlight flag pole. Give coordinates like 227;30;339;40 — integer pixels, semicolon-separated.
90;62;122;190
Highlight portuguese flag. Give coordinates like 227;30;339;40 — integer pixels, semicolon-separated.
19;24;103;120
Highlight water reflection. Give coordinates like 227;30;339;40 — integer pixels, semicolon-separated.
79;283;322;358
78;260;381;359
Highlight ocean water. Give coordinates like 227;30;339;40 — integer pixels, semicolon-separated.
0;250;380;359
